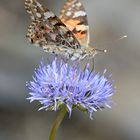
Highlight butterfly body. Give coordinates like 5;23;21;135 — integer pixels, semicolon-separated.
25;0;102;61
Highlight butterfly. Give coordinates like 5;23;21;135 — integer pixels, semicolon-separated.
25;0;106;61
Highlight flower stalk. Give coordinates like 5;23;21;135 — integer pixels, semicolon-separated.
49;108;67;140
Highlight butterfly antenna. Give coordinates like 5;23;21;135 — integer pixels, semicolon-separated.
93;35;127;47
97;35;127;53
118;35;127;40
95;49;107;53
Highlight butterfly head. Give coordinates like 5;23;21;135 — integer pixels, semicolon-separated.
81;47;107;59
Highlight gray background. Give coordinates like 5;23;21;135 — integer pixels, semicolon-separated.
0;0;140;140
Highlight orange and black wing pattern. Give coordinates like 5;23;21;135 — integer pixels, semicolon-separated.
60;0;90;46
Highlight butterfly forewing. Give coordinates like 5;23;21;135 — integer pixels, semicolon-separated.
25;0;81;51
25;0;99;61
60;0;90;46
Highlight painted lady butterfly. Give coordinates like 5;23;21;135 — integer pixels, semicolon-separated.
25;0;106;61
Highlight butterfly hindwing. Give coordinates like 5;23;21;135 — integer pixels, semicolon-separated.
25;0;81;51
60;0;90;46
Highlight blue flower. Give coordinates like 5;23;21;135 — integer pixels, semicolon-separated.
26;58;115;119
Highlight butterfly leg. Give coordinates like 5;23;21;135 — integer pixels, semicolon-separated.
91;58;94;70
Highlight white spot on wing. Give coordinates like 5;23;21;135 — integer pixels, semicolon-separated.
36;12;41;18
76;25;89;31
72;4;75;8
76;2;82;7
66;11;72;16
44;12;55;19
73;11;86;18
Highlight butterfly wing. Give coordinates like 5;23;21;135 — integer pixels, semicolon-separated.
25;0;81;51
60;0;90;46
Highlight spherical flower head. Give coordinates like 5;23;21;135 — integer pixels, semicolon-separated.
26;58;116;119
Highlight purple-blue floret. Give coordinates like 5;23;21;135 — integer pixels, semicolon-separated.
26;58;115;119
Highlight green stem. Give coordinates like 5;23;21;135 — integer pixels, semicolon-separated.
49;108;67;140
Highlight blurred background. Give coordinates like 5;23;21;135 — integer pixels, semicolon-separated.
0;0;140;140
